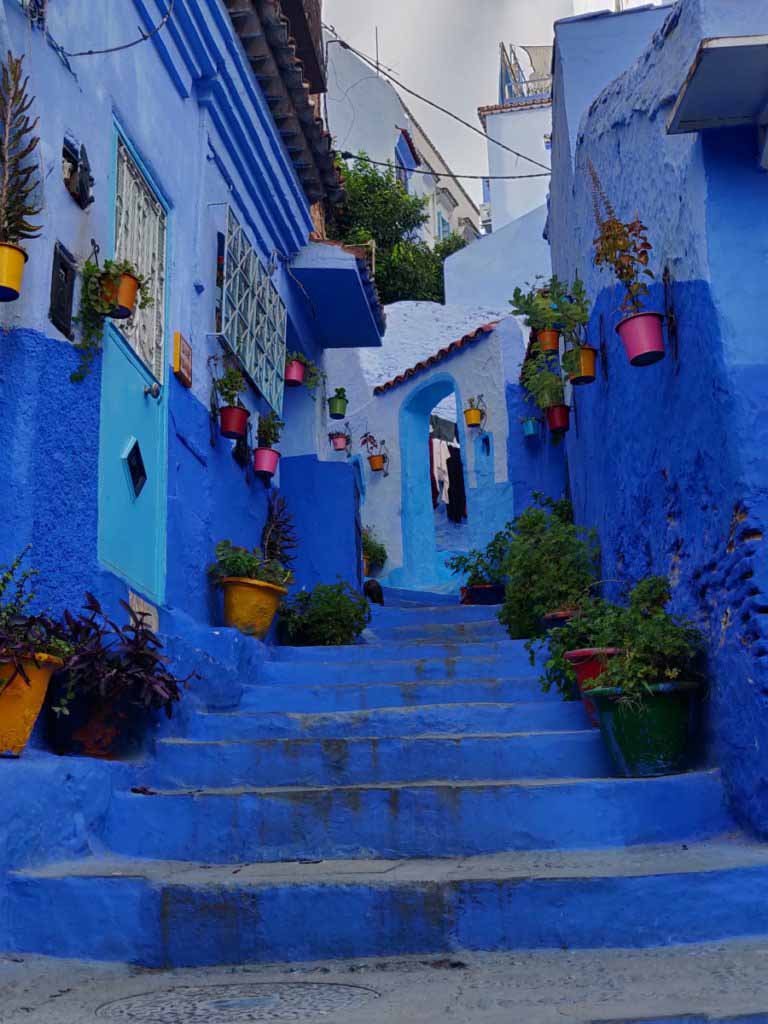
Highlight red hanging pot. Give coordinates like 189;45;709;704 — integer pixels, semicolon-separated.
219;405;249;440
565;648;623;728
545;404;570;433
616;312;665;367
253;447;280;477
284;360;306;387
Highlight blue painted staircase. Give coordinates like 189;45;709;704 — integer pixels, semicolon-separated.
8;596;768;967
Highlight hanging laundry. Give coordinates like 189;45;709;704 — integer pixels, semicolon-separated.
446;445;467;523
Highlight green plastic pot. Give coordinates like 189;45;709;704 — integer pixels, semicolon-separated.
328;396;348;420
589;681;699;778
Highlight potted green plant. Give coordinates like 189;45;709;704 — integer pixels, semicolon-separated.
558;276;596;385
72;258;153;382
209;538;294;639
498;494;599;640
360;432;388;473
0;53;41;303
254;410;284;477
511;277;566;352
520;345;569;433
46;595;192;759
328;387;349;420
278;582;371;646
362;526;387;577
329;421;351;453
589;160;663;366
447;523;514;604
285;351;325;390
463;395;486;429
0;549;71;757
215;365;250;440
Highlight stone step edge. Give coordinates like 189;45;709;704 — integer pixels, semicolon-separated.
158;728;596;748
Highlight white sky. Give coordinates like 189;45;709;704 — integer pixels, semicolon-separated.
322;0;573;202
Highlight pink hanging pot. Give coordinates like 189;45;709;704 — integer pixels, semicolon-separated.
253;447;280;477
616;312;665;367
284;360;306;387
330;434;348;452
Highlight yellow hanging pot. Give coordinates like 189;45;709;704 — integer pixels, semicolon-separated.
0;242;28;302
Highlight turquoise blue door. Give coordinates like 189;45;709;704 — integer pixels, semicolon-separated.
97;135;168;603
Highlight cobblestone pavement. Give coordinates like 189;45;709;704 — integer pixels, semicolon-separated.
2;941;768;1024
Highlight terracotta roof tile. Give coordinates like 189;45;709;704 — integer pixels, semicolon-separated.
373;322;499;396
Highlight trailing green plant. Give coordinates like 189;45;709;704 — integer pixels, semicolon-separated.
447;523;516;588
278;581;371;646
261;492;297;570
208;540;293;588
286;351;325;391
498;494;600;640
510;277;566;332
520;344;565;410
215;366;247;407
362;527;387;571
72;258;153;382
528;576;703;706
0;548;71;688
589;159;654;316
257;410;284;449
0;53;41;247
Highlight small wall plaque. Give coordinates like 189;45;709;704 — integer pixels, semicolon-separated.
173;331;193;388
128;590;159;632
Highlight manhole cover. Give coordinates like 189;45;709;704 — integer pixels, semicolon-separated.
96;982;379;1023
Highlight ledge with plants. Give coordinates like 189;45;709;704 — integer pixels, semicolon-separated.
285;351;324;391
498;494;600;640
589;159;664;367
278;581;371;647
520;344;570;434
209;493;296;638
328;387;349;420
0;53;41;304
447;523;514;605
254;410;285;478
73;257;153;382
362;526;387;578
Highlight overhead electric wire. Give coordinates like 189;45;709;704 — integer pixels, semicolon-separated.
323;26;552;174
339;151;549;181
62;0;175;58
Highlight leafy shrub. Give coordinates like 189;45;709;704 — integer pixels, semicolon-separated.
362;527;387;571
279;582;370;646
208;540;293;588
447;523;514;587
498;494;600;639
257;411;284;448
520;344;565;411
510;277;565;332
215;366;247;407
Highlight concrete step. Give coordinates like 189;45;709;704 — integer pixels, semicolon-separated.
370;620;509;643
103;769;731;863
237;676;552;713
185;701;589;741
261;651;535;685
370;604;503;627
272;639;524;663
10;834;766;966
152;730;611;789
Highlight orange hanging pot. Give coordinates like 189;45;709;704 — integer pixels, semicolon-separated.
568;345;597;386
537;329;560;353
102;272;140;320
368;454;385;472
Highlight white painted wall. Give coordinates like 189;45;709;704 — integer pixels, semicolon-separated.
487;104;553;230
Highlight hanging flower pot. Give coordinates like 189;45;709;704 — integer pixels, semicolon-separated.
254;447;280;477
616;312;665;366
284;359;306;387
537;329;560;352
368;454;385;472
464;395;486;429
567;345;597;385
590;681;699;777
0;654;63;757
330;433;349;452
363;554;371;577
565;648;622;729
102;271;140;320
464;407;483;428
522;417;539;438
0;242;28;302
328;388;349;420
219;405;250;440
545;404;570;433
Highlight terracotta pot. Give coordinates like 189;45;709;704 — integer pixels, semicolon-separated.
253;447;280;476
46;686;156;760
368;454;385;472
616;312;665;366
460;584;505;606
219;405;249;440
363;555;370;577
102;272;140;319
542;607;578;629
545;404;570;433
284;359;306;387
568;346;597;385
330;434;348;452
537;329;560;352
220;576;288;639
0;654;63;757
0;242;28;302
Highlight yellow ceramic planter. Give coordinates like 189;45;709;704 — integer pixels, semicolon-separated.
464;408;483;428
0;242;28;302
222;577;287;638
0;653;63;757
568;345;597;385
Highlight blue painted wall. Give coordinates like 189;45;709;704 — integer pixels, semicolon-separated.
550;0;768;834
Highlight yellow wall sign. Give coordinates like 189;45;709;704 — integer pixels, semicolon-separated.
173;331;193;388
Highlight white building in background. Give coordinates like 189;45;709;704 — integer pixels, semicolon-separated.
324;31;481;245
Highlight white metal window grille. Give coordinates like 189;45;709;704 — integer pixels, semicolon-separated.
221;208;286;414
114;138;167;382
18;0;46;26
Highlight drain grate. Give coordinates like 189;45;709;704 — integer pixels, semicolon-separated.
96;982;380;1022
